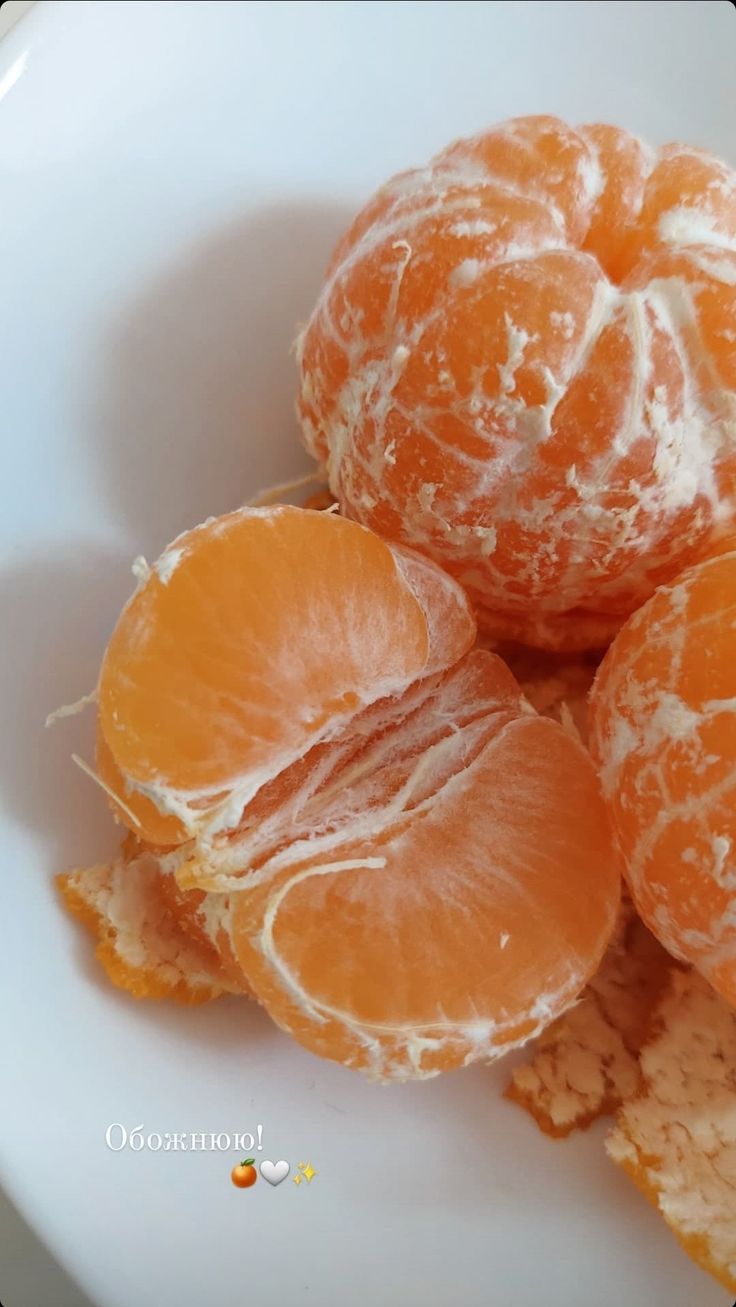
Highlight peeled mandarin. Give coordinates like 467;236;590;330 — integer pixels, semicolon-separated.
297;115;736;650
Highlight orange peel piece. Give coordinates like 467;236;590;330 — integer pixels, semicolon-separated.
490;641;599;743
58;841;249;1004
608;968;736;1295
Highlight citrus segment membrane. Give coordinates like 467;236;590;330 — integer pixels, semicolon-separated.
178;649;527;889
58;841;246;1003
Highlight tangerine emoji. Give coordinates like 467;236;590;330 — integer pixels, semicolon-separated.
297;115;736;651
231;1158;257;1189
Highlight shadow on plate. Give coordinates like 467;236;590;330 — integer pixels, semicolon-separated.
0;1184;95;1307
61;903;282;1061
0;201;352;1063
84;200;354;553
1;199;355;864
0;541;282;1062
0;544;132;869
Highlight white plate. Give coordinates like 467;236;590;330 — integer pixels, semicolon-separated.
2;3;734;1304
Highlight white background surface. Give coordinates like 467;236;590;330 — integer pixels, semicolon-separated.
1;3;735;1305
0;2;35;41
2;5;92;1300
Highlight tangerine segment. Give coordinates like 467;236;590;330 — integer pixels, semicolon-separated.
589;547;736;1005
434;115;600;245
227;651;620;1081
579;123;651;279
96;728;187;846
614;143;736;281
298;115;736;651
623;244;736;399
57;843;246;1003
98;506;474;839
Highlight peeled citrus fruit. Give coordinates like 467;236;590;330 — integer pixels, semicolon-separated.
589;544;736;1005
297;115;736;650
79;505;621;1079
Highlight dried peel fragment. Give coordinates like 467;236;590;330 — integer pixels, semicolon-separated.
491;641;598;743
607;968;736;1296
58;841;248;1004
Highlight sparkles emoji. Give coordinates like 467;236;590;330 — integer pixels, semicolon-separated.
294;1161;316;1184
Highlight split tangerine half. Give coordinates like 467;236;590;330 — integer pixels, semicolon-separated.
90;506;619;1078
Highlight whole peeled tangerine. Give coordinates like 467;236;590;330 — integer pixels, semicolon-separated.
297;115;736;651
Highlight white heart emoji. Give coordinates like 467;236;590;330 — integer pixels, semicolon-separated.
260;1159;290;1186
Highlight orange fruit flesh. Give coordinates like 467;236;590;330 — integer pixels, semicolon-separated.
589;546;736;1005
298;115;736;650
228;649;621;1080
614;143;736;281
96;729;187;846
579;122;650;278
97;506;474;841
